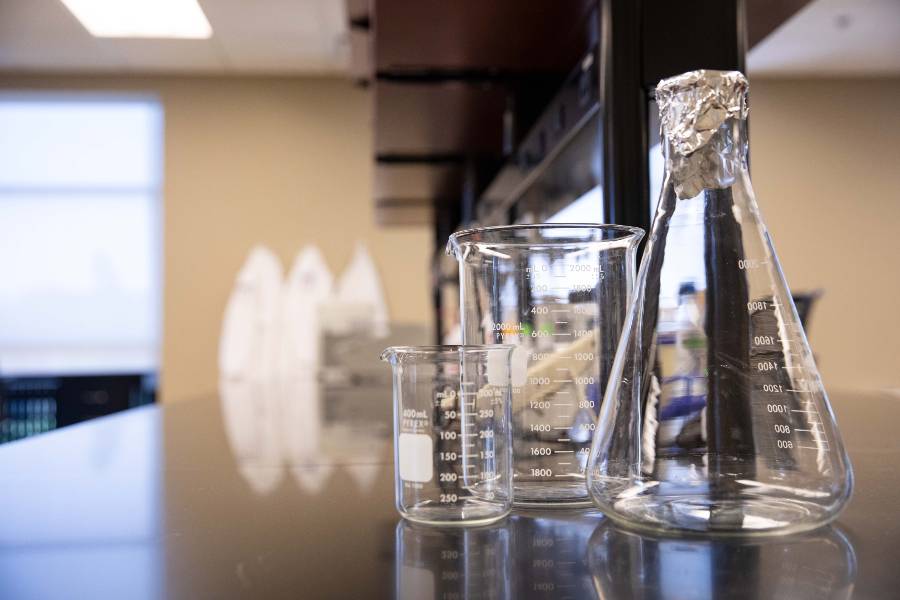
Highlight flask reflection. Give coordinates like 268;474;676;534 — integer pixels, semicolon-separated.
587;522;856;599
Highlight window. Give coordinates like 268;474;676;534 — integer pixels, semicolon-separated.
0;95;163;376
546;186;603;224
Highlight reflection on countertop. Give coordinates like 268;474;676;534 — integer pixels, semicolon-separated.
396;510;603;600
395;514;857;600
220;374;392;496
0;391;898;598
588;523;856;600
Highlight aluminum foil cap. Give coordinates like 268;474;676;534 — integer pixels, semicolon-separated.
657;70;749;199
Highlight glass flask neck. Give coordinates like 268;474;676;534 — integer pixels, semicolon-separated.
663;117;749;201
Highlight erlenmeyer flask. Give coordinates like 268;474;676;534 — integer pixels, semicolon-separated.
586;70;852;535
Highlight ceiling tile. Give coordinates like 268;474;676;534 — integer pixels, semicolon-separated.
0;0;125;71
101;39;225;74
0;0;348;74
749;0;900;76
202;0;348;73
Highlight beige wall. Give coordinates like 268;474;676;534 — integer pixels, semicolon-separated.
2;74;896;398
0;75;434;403
749;78;900;393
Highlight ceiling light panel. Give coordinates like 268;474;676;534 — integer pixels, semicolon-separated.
59;0;213;39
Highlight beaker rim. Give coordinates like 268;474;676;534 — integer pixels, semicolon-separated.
380;344;516;362
446;223;645;254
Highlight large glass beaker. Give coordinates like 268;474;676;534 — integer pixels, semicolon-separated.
586;70;853;535
448;224;643;507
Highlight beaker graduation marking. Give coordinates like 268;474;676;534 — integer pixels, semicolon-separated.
520;252;602;481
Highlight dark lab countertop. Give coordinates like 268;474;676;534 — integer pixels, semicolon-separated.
0;385;898;599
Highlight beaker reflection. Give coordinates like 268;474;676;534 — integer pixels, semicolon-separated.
395;520;511;600
587;522;856;600
510;512;602;600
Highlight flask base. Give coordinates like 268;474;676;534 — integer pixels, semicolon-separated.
600;495;837;537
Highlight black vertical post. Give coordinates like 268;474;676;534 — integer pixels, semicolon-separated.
704;188;755;526
601;0;746;234
434;202;462;343
599;0;649;231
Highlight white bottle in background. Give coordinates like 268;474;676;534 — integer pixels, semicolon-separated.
279;245;334;376
332;242;390;338
218;245;284;381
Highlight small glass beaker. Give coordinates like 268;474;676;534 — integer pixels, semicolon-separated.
381;345;515;526
448;224;644;507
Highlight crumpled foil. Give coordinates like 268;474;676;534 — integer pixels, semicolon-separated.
656;70;749;199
